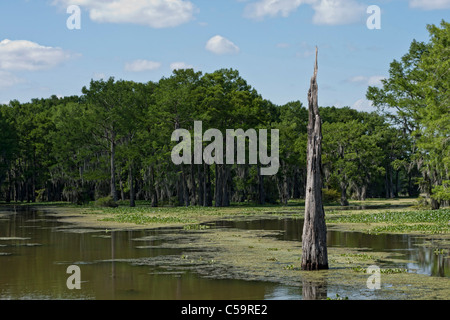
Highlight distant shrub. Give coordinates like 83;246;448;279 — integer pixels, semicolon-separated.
35;189;46;202
95;196;118;208
322;189;340;203
62;185;90;205
412;196;431;209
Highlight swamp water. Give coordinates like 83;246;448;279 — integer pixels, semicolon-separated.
0;207;448;300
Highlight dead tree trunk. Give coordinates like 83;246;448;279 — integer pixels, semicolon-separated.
301;47;329;271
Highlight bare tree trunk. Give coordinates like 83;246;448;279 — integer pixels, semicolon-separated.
360;185;367;201
129;164;135;207
182;166;189;207
301;47;329;271
257;166;265;205
150;166;158;207
198;164;204;206
204;163;212;206
340;181;349;206
110;138;117;201
215;164;223;207
222;165;230;206
190;158;197;205
119;179;125;201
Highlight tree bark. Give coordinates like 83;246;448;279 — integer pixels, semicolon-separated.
129;164;135;207
190;160;197;205
204;163;212;206
182;166;189;207
257;166;265;205
150;166;158;207
110;138;117;201
222;165;230;206
301;47;329;271
215;164;223;207
340;181;349;206
198;164;204;206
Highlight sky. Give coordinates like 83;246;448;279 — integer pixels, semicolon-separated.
0;0;448;112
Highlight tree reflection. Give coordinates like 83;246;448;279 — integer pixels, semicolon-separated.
301;277;328;300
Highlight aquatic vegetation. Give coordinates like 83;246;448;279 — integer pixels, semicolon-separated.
183;224;210;230
327;293;349;300
339;253;378;261
332;209;450;224
330;209;450;234
369;223;449;234
282;264;300;270
351;266;408;274
100;212;194;225
433;248;448;255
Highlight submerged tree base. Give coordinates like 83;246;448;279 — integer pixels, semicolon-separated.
301;262;329;271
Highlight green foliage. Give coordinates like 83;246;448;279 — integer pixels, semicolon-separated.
367;20;450;205
322;189;340;203
35;189;46;202
0;23;447;208
412;196;431;209
95;196;119;208
431;181;450;202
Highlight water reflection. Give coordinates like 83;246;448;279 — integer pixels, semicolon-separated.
301;278;328;300
0;206;448;301
0;207;280;300
210;218;449;278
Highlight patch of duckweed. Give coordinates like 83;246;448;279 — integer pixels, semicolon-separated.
100;213;195;225
330;209;450;234
351;266;408;274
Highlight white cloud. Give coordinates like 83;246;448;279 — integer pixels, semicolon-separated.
311;0;366;25
124;59;161;72
0;39;73;71
170;62;193;70
352;98;375;112
52;0;195;28
0;70;24;88
205;35;240;55
243;0;366;25
243;0;307;19
409;0;450;10
348;75;385;86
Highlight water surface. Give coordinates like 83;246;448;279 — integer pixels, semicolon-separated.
0;207;448;300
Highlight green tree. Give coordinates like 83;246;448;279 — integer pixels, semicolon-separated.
82;77;141;202
367;20;449;208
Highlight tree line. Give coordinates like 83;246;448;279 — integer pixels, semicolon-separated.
0;21;448;208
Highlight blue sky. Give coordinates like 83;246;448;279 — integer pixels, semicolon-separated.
0;0;448;111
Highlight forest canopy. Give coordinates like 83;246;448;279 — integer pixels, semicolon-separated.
0;21;448;208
